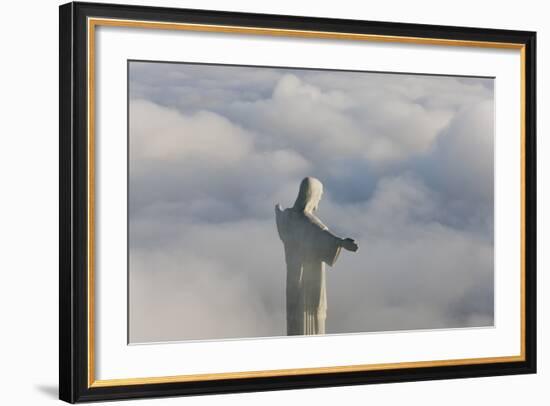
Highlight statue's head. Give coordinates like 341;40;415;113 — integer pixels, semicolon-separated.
293;177;323;213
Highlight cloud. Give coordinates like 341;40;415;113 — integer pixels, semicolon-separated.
130;174;493;341
320;174;493;333
129;61;282;112
415;99;494;236
427;100;494;202
130;62;492;167
130;219;285;342
224;73;455;165
127;61;494;342
129;99;311;225
130;99;253;163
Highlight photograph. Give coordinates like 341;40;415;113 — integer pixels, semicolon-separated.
0;0;543;402
57;2;536;401
128;61;495;343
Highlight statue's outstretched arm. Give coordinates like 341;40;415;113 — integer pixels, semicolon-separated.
340;237;359;252
324;229;359;253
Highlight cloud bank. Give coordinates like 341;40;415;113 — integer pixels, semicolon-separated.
128;61;494;343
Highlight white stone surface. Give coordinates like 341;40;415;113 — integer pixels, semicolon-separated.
276;177;358;335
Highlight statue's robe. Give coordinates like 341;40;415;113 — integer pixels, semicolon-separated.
275;206;342;335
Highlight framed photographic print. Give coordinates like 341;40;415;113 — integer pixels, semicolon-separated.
59;1;537;403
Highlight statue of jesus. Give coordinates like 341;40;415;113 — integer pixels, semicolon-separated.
275;177;358;336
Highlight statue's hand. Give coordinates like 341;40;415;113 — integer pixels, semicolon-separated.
275;203;283;212
341;238;359;252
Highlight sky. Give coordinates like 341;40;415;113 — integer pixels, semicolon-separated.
128;60;495;343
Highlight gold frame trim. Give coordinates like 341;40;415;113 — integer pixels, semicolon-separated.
87;17;527;388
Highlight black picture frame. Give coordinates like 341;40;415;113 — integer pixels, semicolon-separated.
59;1;537;403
